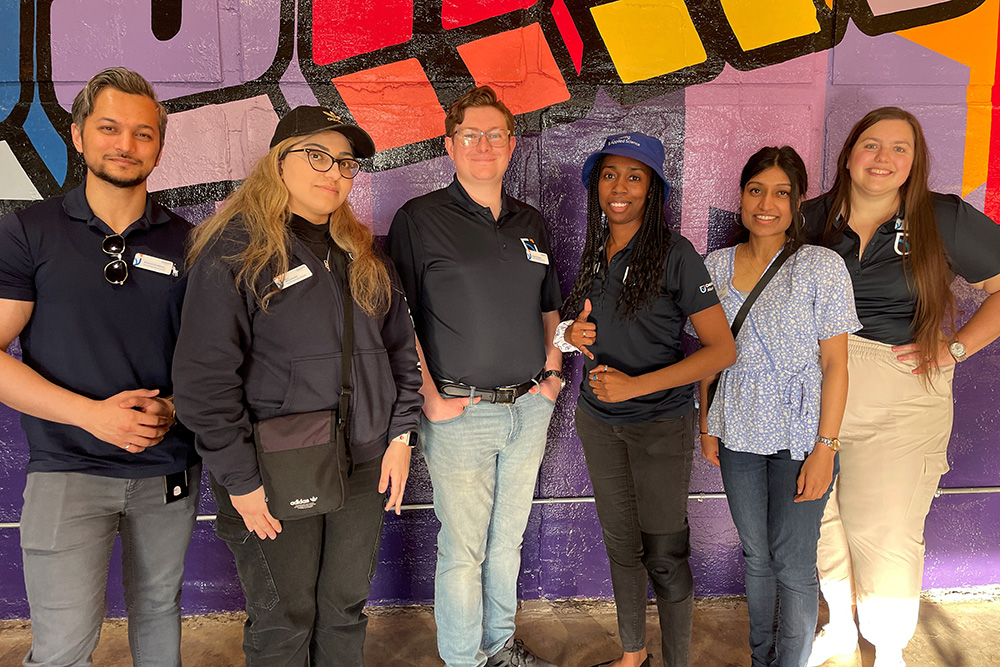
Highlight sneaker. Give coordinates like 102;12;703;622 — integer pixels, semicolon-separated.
807;624;859;667
873;648;906;667
486;638;558;667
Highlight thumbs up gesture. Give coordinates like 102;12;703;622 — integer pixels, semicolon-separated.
565;299;597;359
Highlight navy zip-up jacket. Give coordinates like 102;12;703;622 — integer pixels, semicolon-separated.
172;227;422;496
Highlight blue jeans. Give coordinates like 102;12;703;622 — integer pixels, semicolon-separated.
719;446;837;667
421;391;555;667
19;466;200;667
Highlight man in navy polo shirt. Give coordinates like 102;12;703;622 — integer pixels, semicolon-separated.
0;68;199;666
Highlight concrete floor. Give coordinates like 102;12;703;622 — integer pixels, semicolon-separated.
1;595;997;666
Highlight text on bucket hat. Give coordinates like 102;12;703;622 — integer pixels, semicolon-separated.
580;133;669;194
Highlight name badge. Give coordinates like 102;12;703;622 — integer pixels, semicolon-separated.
274;264;313;289
715;282;728;298
132;253;178;277
520;238;549;265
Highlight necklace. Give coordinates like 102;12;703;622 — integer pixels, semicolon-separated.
739;243;768;279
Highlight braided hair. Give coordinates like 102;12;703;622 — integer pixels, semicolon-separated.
563;155;672;321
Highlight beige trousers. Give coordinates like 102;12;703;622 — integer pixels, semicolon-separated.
816;335;954;650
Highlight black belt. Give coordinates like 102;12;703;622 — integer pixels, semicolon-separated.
437;372;542;405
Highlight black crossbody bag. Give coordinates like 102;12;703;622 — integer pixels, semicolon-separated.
252;251;354;520
705;245;794;410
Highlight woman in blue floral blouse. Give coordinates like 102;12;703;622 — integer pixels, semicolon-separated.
698;146;860;667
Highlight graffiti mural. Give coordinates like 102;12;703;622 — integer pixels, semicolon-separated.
2;0;1000;618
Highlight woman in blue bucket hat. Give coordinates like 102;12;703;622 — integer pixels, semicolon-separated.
556;133;736;667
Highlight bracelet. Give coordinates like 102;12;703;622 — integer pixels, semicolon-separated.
553;319;580;354
699;431;708;436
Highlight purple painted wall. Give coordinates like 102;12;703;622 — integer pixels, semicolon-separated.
1;0;999;619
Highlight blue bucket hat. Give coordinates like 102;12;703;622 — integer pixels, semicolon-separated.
581;132;669;196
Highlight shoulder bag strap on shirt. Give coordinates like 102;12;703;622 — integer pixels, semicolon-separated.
729;245;794;338
331;249;354;427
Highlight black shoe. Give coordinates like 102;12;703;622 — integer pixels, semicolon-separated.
486;638;558;667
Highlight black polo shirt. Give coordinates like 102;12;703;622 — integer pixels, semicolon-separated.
578;231;720;424
386;177;561;388
0;184;198;478
803;193;1000;345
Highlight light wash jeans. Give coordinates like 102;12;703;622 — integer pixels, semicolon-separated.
19;466;200;667
719;447;836;667
421;391;555;667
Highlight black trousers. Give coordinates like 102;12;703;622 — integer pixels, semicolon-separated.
576;407;695;667
211;457;385;667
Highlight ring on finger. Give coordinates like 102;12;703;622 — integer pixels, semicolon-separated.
603;364;609;372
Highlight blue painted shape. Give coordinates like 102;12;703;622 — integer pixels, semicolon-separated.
0;1;19;123
23;88;67;186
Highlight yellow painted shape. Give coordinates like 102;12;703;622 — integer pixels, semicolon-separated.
721;0;822;51
591;0;706;83
898;0;999;196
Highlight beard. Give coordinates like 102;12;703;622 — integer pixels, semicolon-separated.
86;154;154;189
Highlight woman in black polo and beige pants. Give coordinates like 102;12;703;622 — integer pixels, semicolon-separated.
802;107;1000;667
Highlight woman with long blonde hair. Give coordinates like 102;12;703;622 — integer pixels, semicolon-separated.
173;107;422;666
803;107;1000;667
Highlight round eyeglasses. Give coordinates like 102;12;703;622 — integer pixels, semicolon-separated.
285;148;361;178
452;128;511;148
102;234;128;285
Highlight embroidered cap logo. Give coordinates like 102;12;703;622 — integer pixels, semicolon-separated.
323;110;342;123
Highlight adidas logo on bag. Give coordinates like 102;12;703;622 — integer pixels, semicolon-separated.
289;496;319;510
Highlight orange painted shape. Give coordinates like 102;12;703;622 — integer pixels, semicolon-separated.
456;23;570;116
898;0;999;197
332;59;447;153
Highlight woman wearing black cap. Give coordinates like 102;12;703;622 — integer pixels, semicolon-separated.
557;133;736;667
172;107;422;666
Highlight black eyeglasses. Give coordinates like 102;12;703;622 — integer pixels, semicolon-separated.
103;234;128;285
285;148;361;178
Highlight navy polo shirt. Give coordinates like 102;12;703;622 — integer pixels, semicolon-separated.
386;177;562;388
578;231;720;424
803;193;1000;345
0;184;198;478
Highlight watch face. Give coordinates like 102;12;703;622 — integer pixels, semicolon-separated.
950;341;967;360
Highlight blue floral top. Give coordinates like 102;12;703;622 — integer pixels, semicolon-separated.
702;244;861;460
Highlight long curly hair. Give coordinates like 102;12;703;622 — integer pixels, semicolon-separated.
563;154;671;321
186;135;390;317
821;107;954;372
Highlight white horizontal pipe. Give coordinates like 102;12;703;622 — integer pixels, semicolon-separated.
1;486;998;528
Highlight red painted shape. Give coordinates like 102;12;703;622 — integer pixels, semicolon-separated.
987;37;1000;222
332;59;447;152
312;0;413;66
457;23;570;116
442;0;537;30
550;0;582;75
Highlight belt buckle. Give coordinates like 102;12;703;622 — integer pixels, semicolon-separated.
493;388;516;404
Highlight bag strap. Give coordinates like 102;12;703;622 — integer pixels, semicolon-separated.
729;245;794;339
331;249;354;426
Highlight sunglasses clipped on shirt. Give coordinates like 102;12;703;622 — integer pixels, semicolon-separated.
103;234;128;285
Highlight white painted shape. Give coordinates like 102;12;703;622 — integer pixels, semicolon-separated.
0;141;42;200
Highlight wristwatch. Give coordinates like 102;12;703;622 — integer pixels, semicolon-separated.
948;339;968;363
816;436;840;452
541;369;567;389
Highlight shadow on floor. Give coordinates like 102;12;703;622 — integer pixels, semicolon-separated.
1;596;998;666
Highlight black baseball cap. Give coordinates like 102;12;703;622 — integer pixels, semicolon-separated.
269;106;376;158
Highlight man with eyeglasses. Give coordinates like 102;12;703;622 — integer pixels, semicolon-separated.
0;68;198;666
387;85;564;667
